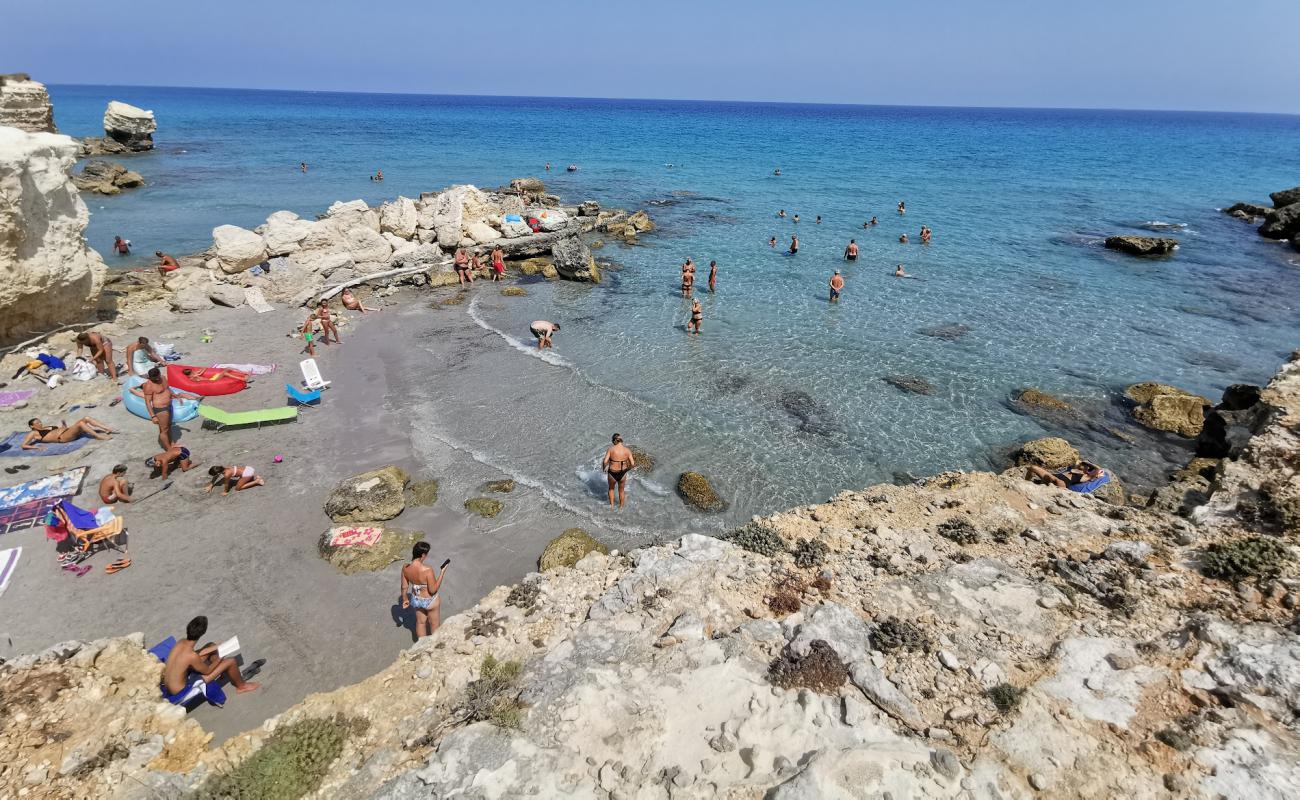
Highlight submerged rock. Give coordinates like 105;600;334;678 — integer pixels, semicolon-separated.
677;471;728;512
1104;236;1178;256
482;479;515;493
883;374;936;395
915;322;971;340
405;478;439;507
538;528;608;571
627;445;654;474
1011;437;1079;469
778;390;839;435
1259;203;1300;240
1125;382;1210;437
324;465;409;522
1010;387;1074;417
464;497;503;518
1222;202;1270;221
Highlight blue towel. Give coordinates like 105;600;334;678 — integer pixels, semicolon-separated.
36;354;65;371
149;636;177;662
0;431;89;457
55;499;100;530
1066;471;1111;494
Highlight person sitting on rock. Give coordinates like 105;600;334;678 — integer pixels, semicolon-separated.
1024;460;1109;493
340;288;379;313
155;251;180;278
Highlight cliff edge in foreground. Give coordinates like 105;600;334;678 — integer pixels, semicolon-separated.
3;354;1298;799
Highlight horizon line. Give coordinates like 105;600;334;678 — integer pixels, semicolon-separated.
46;81;1300;120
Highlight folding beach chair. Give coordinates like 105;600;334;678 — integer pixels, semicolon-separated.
52;500;126;557
299;358;331;390
286;384;322;408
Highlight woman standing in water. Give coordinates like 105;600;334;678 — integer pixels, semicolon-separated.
602;433;637;508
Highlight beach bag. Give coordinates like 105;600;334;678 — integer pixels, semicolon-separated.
70;358;96;381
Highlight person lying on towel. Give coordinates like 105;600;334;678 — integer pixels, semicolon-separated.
161;615;259;706
1024;460;1109;493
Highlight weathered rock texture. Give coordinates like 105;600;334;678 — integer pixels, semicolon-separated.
71;160;144;195
0;74;56;132
1126;382;1211;438
1104;236;1178;256
324;465;409;523
101;100;155;151
0;127;106;343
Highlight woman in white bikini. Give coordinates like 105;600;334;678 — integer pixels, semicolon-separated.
205;464;265;496
401;541;448;638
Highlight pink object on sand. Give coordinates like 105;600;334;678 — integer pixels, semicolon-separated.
327;526;381;548
273;455;284;463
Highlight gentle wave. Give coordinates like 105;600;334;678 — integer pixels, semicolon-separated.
466;294;572;367
1140;221;1189;231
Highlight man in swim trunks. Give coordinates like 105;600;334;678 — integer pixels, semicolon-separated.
789;235;799;255
23;417;115;450
149;443;197;479
99;464;133;504
155;251;180;279
113;236;130;255
844;240;859;261
602;433;637;508
530;320;559;350
162;615;259;705
131;367;196;450
1025;461;1107;491
491;246;506;281
206;464;265;495
401;541;447;637
681;267;695;297
75;330;117;380
454;248;474;285
829;271;845;303
688;298;703;335
125;337;163;378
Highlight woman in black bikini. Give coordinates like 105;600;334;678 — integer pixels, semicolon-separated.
602;434;637;508
22;417;115;450
688;298;703;335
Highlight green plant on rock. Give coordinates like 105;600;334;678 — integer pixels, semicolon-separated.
723;522;787;557
193;715;367;800
986;683;1026;714
792;538;829;568
1199;536;1291;582
506;582;540;613
459;654;526;730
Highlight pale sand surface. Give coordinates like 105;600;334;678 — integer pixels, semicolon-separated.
0;284;595;743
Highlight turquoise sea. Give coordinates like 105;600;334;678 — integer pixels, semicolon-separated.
49;85;1300;538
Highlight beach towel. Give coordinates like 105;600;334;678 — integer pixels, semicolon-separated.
327;526;382;548
0;547;19;599
1066;471;1111;494
0;431;90;457
0;467;87;509
0;389;36;408
244;287;274;313
212;363;278;376
55;499;101;531
161;674;227;707
36;354;65;371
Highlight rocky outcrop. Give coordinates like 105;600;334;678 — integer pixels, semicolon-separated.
324;465;409;523
71;159;144;195
1125;382;1211;437
550;235;600;282
1011;436;1079;469
98;100;156;152
0;128;106;343
538;528;608;571
1104;236;1178;256
1271;187;1300;208
211;224;268;274
1222;202;1270;221
677;471;727;512
1259;203;1300;240
0;74;56;132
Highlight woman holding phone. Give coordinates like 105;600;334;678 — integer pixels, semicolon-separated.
401;541;449;638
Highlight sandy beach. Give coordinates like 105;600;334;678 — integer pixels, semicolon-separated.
0;278;601;743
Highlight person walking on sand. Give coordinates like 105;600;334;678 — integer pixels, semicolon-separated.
125;336;163;377
602;433;637;508
844;239;859;261
206;464;265;495
829;270;845;303
99;464;133;504
491;246;506;281
317;300;341;344
131;367;197;450
530;320;559;350
688;298;703;335
789;234;799;255
708;260;717;292
155;251;180;279
75;330;117;380
401;541;447;638
162;616;260;704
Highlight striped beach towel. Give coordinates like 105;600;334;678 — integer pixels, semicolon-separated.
327;526;382;548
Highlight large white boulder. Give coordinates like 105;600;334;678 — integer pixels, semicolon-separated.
430;187;466;248
326;199;379;232
102;100;156;150
0;128;106;341
379;196;418;239
338;225;392;266
466;221;500;244
212;224;267;274
261;210;315;256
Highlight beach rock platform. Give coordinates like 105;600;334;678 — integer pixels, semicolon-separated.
324;465;409;522
1125;381;1211;437
1104;235;1178;256
538;527;608;571
318;525;423;575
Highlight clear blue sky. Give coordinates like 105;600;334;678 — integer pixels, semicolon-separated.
9;0;1299;113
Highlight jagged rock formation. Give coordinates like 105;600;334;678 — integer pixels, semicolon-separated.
3;354;1300;798
1104;236;1178;256
0;74;56;133
1125;382;1211;438
0;127;106;343
71;159;144;195
81;101;156;155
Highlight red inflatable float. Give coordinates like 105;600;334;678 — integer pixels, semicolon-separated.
166;364;249;396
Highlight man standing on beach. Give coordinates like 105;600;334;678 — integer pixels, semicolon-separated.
530;320;559;350
454;249;474;285
401;542;447;638
829;271;845;303
132;367;197;449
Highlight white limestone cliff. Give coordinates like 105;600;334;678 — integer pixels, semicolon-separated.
0;74;56;133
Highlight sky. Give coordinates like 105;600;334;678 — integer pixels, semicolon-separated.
8;0;1300;114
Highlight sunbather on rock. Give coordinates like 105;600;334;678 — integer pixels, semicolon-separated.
206;464;265;496
99;464;133;504
1025;460;1107;492
22;416;115;450
162;615;259;704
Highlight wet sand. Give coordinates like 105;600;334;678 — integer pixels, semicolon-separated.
0;283;596;743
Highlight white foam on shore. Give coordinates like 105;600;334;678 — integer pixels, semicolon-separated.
467;295;571;367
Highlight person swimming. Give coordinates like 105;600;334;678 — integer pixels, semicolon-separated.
898;201;906;214
793;214;800;224
778;210;786;218
899;233;909;244
815;215;822;224
895;264;911;278
768;236;777;247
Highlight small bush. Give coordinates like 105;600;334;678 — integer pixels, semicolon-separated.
465;609;506;639
505;582;539;613
724;522;787;557
195;715;367;800
1155;728;1193;751
792;538;829;568
767;574;805;615
460;655;525;730
870;616;931;653
768;640;847;694
937;518;980;546
1200;536;1291;581
987;683;1026;713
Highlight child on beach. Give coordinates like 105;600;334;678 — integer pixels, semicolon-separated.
206;464;265;496
301;315;317;356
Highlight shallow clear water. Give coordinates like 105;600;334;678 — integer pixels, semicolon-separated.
50;86;1300;537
